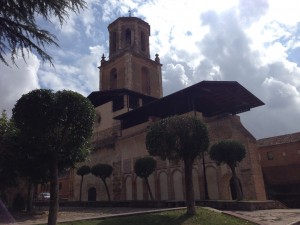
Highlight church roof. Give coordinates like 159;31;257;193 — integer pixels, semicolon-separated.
257;132;300;147
114;81;264;129
87;89;158;107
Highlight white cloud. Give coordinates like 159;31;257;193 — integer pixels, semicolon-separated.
0;52;40;116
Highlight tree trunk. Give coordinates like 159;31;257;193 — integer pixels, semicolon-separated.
26;182;34;212
144;178;154;200
48;155;59;225
79;176;83;202
102;179;111;201
230;165;243;201
184;157;196;215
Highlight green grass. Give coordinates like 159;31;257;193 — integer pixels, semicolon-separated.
58;207;256;225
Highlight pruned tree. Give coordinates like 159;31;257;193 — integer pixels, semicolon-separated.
146;115;209;215
91;164;113;201
0;0;86;66
134;157;156;200
209;140;246;201
12;89;95;225
76;165;90;202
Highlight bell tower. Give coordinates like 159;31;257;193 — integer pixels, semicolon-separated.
99;17;163;98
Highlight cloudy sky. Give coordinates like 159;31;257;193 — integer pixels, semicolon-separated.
1;0;300;139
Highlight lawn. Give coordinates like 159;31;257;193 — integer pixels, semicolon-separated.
57;207;256;225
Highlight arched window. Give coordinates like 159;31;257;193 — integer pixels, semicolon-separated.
125;29;131;46
110;68;117;90
110;32;117;53
141;67;150;95
140;31;146;52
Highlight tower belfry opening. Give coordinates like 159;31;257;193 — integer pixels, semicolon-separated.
99;17;163;98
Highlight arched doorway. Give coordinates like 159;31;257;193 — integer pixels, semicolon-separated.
88;187;96;201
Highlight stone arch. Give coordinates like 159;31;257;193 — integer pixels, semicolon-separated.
192;168;201;200
110;68;117;90
136;176;143;200
206;166;219;200
148;174;156;200
88;187;96;201
140;31;146;51
141;67;150;95
125;28;131;46
172;169;184;200
125;175;133;200
159;171;168;200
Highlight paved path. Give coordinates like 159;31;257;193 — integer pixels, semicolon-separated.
1;207;300;225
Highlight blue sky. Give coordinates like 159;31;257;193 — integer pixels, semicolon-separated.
1;0;300;139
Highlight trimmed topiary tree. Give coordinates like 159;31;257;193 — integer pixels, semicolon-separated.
134;157;156;200
209;140;246;201
91;164;113;201
76;165;90;201
146;115;209;215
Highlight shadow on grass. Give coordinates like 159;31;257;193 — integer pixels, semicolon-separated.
97;212;192;225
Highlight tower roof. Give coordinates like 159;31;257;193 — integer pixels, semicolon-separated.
114;81;264;129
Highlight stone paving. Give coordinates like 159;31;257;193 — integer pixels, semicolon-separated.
1;207;300;225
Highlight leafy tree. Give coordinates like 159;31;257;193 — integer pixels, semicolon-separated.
0;110;19;194
76;165;91;202
209;140;246;201
91;164;113;201
0;0;86;66
134;157;156;200
12;89;95;225
146;115;209;215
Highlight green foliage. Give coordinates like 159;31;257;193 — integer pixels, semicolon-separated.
134;157;156;179
209;140;246;167
76;165;91;177
91;164;113;180
0;0;86;66
12;89;95;170
146;115;209;161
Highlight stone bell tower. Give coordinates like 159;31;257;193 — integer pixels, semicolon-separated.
99;16;163;98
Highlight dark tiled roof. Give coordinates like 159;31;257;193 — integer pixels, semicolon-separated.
257;132;300;146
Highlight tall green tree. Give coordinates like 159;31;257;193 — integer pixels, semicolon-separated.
76;165;91;202
134;157;156;200
0;110;19;194
91;164;113;201
209;140;246;201
146;115;209;215
0;0;86;66
12;89;95;225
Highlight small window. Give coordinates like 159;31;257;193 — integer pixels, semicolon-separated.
129;95;139;109
267;152;274;160
113;96;124;111
125;28;131;46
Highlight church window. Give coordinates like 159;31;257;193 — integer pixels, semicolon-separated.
110;68;117;90
141;31;146;51
110;32;117;53
125;28;131;46
267;151;274;160
141;67;150;95
113;96;124;111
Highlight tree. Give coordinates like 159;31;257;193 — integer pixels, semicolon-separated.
134;157;156;200
146;115;209;215
12;89;95;225
209;140;246;201
0;110;19;194
76;165;90;202
91;164;113;201
0;0;86;66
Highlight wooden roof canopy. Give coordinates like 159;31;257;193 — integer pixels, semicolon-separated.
114;81;264;129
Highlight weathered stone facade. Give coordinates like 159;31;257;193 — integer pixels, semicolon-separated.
72;16;267;202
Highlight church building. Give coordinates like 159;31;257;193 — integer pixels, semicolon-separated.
73;16;267;202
